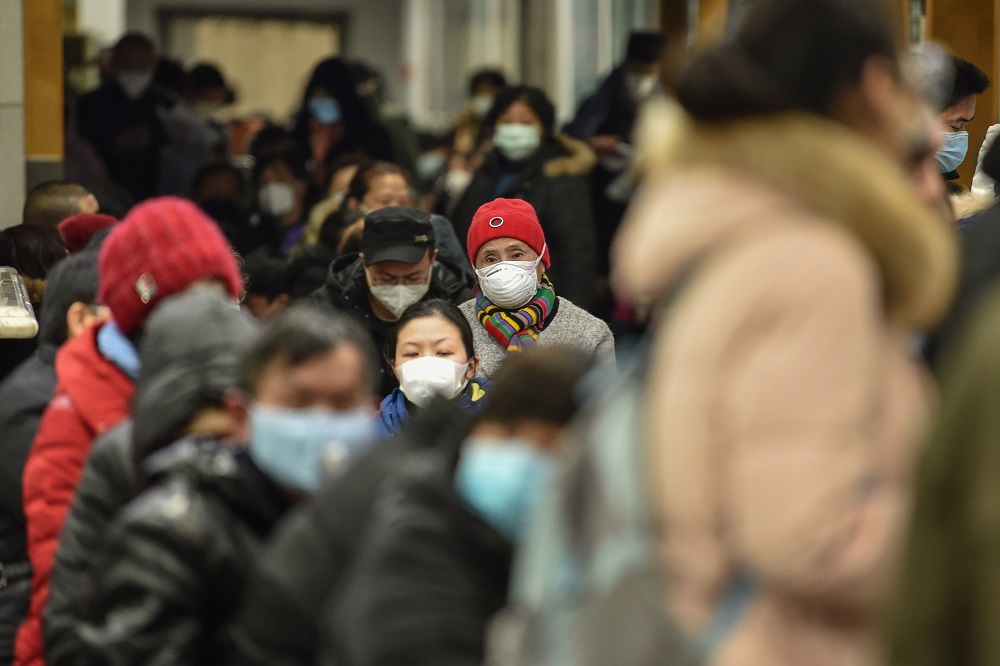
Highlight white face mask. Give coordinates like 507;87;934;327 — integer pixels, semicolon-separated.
258;182;296;217
366;266;432;320
626;73;658;102
475;244;545;309
396;356;471;407
493;123;542;162
443;169;473;198
118;69;154;100
470;93;495;118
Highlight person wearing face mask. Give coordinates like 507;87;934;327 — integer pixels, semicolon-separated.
451;69;509;158
458;198;614;379
331;349;594;666
564;32;664;315
77;33;172;202
253;146;314;256
936;56;990;191
78;305;378;664
157;63;236;197
377;299;491;437
291;58;393;193
452;86;599;310
310;207;473;396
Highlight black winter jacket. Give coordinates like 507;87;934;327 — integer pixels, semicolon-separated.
330;450;514;666
451;136;598;310
84;439;291;665
229;400;470;666
45;421;134;666
309;255;474;396
0;344;56;663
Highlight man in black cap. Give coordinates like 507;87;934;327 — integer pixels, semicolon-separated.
310;206;473;396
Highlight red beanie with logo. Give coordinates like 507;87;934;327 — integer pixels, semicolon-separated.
98;197;243;335
467;198;550;268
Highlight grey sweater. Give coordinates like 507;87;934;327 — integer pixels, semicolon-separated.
459;297;616;378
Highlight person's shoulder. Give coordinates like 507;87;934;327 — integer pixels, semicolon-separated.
458;298;477;317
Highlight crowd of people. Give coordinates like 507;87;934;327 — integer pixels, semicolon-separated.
1;0;1000;663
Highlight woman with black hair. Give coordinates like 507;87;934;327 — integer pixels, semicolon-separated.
376;299;490;437
291;57;393;191
452;85;600;310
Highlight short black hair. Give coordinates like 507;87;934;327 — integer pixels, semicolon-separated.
242;249;291;300
478;348;595;426
253;144;309;187
945;56;991;110
625;32;665;65
112;32;155;56
190;161;245;199
485;85;556;138
468;68;508;96
22;181;91;226
385;299;475;367
238;304;378;394
39;250;100;346
346;161;409;203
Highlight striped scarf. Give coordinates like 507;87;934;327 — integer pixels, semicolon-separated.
475;276;555;353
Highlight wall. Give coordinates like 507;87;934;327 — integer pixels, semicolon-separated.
0;0;26;228
126;0;405;104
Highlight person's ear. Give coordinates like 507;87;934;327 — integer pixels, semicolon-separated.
347;197;359;210
222;389;251;445
80;194;100;215
65;302;93;339
430;248;439;265
294;178;308;200
466;356;479;382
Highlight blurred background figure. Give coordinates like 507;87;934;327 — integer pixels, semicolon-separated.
937;56;990;190
291;57;393;193
22;182;99;227
452;86;599;310
189;161;252;252
241;249;292;321
565;31;664;315
76;33;172;203
157;63;236;196
611;0;957;663
252;144;314;256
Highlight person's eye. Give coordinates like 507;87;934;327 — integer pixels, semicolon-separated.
512;252;523;259
402;352;418;358
485;257;497;264
437;350;454;357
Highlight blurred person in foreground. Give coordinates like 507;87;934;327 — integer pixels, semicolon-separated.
611;0;957;663
80;305;377;663
460;198;614;378
43;287;256;666
330;349;593;665
22;182;100;227
310;206;473;396
0;253;106;664
452;86;599;310
14;198;242;666
377;299;491;437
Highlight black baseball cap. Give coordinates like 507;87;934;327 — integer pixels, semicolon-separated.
362;206;436;265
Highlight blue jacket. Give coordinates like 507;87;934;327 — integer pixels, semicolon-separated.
376;377;492;438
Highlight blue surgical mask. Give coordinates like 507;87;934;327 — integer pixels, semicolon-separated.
937;130;969;173
309;97;342;125
248;404;375;493
455;438;556;541
493;123;542;162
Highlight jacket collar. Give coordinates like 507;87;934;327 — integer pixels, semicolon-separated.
54;325;134;435
614;99;958;331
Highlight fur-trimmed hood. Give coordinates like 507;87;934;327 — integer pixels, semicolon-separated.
613;98;958;331
543;134;598;178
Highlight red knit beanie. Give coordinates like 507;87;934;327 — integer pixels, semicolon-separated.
98;197;243;335
467;198;550;268
58;213;117;253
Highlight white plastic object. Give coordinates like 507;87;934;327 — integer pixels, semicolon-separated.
0;267;38;339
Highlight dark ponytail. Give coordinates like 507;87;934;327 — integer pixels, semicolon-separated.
676;0;899;122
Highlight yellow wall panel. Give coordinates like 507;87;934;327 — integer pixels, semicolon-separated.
23;0;63;159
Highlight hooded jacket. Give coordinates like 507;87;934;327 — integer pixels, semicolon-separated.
331;450;513;666
376;377;491;438
229;400;471;666
84;440;291;665
15;326;134;666
309;255;474;396
452;135;599;310
612;100;956;666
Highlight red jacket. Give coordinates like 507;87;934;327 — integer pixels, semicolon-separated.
14;326;133;666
